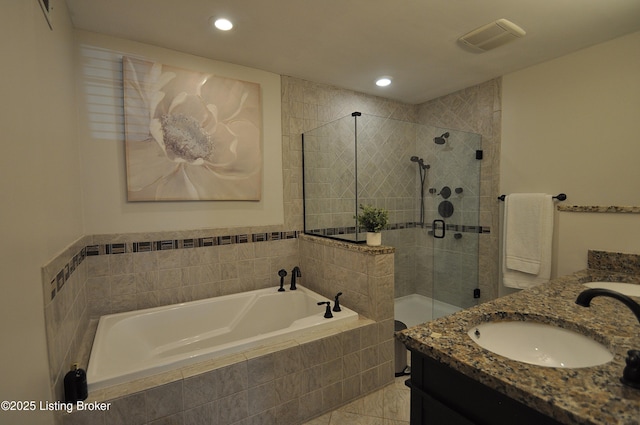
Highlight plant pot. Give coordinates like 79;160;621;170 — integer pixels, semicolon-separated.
366;232;382;246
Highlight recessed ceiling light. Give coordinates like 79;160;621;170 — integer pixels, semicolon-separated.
376;78;392;87
213;18;233;31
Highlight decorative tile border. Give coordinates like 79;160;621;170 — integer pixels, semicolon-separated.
558;205;640;213
85;230;300;256
47;248;87;302
306;221;491;238
48;230;300;302
46;220;492;303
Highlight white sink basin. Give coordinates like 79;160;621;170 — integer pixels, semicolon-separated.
583;281;640;297
468;321;613;368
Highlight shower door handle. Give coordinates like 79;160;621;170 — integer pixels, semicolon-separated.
432;220;445;238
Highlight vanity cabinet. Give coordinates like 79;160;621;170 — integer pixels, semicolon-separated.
408;350;563;425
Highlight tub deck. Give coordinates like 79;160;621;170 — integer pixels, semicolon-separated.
87;286;358;391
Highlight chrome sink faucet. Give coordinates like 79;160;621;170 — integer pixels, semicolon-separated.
575;288;640;389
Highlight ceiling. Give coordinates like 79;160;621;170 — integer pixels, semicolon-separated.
64;0;640;104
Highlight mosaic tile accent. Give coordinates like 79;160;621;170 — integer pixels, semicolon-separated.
46;230;301;302
306;221;490;239
47;247;87;302
558;205;640;213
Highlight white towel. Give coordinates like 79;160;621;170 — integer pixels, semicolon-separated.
502;193;554;289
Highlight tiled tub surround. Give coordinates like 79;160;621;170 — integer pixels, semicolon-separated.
64;318;393;425
87;285;360;391
43;229;395;424
42;235;92;415
42;228;301;405
397;250;640;425
298;234;395;323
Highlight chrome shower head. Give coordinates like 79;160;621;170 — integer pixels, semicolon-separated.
434;132;450;145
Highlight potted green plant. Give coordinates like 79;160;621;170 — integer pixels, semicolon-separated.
354;204;389;246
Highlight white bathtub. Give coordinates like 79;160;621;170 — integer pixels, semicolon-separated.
87;285;358;391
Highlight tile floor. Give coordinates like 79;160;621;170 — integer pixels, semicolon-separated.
302;374;411;425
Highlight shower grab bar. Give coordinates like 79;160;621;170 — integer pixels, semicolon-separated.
497;193;567;202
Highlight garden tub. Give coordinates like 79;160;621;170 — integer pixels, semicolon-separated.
87;285;358;390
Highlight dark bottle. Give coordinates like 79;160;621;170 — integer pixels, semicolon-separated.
64;363;88;403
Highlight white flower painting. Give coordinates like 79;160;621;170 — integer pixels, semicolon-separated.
123;56;262;201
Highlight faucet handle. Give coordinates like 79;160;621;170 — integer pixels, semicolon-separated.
621;349;640;389
317;301;333;318
333;292;342;312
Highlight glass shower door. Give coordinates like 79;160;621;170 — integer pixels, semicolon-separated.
428;129;482;318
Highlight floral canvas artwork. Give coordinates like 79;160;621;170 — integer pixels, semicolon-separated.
123;56;262;201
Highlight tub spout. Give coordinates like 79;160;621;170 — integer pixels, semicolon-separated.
290;266;301;290
333;292;342;312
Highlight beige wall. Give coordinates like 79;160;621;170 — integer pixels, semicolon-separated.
0;1;82;424
75;31;284;234
501;31;640;279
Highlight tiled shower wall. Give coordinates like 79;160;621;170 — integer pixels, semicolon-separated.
302;113;421;234
302;115;357;232
281;76;418;233
355;114;417;225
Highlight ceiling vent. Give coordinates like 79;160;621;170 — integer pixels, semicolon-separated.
458;19;526;52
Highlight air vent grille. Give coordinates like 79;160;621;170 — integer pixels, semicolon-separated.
459;19;526;52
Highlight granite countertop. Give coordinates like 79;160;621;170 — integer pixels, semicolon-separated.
397;269;640;425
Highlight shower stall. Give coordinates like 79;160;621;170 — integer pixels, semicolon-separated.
302;112;482;327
